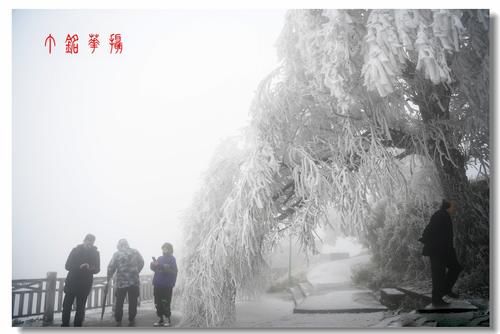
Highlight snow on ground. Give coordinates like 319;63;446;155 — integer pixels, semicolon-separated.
307;253;371;285
233;251;386;328
234;291;384;328
22;248;382;328
320;237;366;257
296;289;387;312
256;312;385;328
235;292;294;327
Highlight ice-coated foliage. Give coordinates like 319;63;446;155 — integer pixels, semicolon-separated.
180;9;489;327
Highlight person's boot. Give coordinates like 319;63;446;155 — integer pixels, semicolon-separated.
432;298;450;307
446;291;460;299
154;317;164;327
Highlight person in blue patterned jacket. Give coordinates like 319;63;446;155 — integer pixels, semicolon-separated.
150;242;178;327
107;239;144;326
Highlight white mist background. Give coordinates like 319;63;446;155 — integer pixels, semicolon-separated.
12;9;286;279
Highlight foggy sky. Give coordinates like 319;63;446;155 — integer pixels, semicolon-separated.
12;9;285;279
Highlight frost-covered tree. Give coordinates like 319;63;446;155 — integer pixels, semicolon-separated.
180;9;489;326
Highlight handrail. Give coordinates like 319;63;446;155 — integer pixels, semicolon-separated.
12;272;154;325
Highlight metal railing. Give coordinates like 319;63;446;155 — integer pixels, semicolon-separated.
12;272;154;324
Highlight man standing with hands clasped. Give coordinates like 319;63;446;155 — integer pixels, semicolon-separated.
420;199;463;306
61;234;100;327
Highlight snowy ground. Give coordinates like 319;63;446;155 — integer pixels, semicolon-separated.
234;292;384;328
19;252;387;328
234;292;294;327
307;253;370;285
233;253;386;328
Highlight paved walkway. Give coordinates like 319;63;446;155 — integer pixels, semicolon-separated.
307;253;371;285
35;294;384;329
294;254;387;314
23;302;181;328
18;253;389;328
294;289;387;313
234;291;385;328
83;302;181;327
235;253;386;327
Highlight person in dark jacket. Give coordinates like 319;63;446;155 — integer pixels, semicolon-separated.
61;234;100;327
420;199;462;306
150;242;178;327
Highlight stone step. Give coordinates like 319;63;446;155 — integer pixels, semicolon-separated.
421;311;475;326
294;307;387;314
379;288;406;309
293;289;388;314
418;300;478;314
397;286;432;303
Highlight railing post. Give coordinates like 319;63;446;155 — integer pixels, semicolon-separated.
42;272;57;326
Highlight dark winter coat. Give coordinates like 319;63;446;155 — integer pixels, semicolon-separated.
151;254;177;288
64;244;100;296
420;209;455;258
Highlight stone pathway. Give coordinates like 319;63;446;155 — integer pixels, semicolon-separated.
293;254;387;315
234;291;385;328
294;289;387;314
16;252;487;328
17;302;182;328
371;287;489;327
418;300;478;314
234;254;388;328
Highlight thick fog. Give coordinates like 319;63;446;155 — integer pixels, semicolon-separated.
12;9;285;279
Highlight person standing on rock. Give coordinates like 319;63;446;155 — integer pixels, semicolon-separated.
150;242;178;327
420;199;463;306
107;239;144;327
61;234;100;327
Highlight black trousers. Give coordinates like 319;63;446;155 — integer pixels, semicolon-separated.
154;286;173;318
430;251;462;301
61;291;88;327
114;285;140;322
